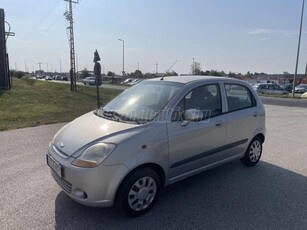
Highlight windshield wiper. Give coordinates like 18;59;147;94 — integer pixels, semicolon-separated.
95;109;142;124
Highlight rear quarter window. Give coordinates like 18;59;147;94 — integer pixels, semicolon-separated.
224;84;256;112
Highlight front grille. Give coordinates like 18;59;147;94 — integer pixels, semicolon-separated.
51;171;72;194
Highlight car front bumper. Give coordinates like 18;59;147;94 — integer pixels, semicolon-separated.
47;146;129;207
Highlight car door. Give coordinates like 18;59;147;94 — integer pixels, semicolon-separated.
223;83;259;157
167;83;227;180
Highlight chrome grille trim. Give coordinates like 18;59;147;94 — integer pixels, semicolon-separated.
51;171;72;194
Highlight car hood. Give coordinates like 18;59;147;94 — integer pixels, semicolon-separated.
295;86;307;89
52;111;143;156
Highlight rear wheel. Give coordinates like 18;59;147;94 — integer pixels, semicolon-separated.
241;136;262;167
116;167;161;217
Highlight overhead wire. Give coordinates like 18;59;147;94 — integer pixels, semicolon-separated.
26;0;62;38
11;14;64;55
11;0;63;54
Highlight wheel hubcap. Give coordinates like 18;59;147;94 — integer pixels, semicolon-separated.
128;177;157;211
249;140;262;162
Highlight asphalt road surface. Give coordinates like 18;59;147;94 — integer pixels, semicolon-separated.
0;105;307;230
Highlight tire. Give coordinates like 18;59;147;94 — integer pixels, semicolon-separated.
240;136;263;167
116;167;161;217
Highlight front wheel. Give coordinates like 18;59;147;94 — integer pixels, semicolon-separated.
241;137;263;167
116;167;161;217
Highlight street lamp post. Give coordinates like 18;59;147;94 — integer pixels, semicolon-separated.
58;59;62;73
118;39;125;77
293;0;305;98
24;59;27;72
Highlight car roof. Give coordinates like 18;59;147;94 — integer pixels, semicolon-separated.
257;83;276;85
147;75;242;84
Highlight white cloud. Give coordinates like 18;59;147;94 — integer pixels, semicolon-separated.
249;29;274;35
249;28;297;37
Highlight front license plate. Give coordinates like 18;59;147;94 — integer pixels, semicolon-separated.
47;154;62;178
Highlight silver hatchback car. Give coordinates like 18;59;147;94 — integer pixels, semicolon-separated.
252;83;289;95
47;76;265;217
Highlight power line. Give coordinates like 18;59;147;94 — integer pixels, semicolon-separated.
11;0;62;52
12;14;64;55
27;0;62;38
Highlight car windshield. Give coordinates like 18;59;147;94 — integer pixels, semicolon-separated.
96;81;183;123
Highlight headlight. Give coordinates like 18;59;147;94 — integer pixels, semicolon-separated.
72;143;116;168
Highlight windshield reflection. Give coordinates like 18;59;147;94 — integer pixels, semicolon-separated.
98;81;183;123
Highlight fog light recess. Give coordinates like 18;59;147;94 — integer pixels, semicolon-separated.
73;189;88;199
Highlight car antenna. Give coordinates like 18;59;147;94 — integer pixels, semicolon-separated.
160;60;178;80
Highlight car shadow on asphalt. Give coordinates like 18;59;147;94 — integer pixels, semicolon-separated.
54;161;307;230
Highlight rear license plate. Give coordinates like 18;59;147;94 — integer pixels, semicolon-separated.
47;154;62;178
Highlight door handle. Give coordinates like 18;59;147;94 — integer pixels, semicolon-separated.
215;121;223;127
253;112;258;117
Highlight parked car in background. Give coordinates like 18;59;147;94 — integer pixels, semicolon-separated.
83;76;101;86
301;92;307;98
47;76;265;217
61;76;68;81
252;83;289;95
45;76;52;81
127;78;142;85
294;84;307;94
120;78;133;85
54;75;62;81
280;83;293;93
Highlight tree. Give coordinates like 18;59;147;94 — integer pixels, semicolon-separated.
198;69;225;76
107;71;115;76
191;62;202;75
165;70;178;76
80;68;89;79
131;70;143;78
144;72;156;79
10;70;24;79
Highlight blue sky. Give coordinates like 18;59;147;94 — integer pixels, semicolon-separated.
2;0;307;75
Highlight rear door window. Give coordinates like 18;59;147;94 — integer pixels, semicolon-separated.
224;84;256;112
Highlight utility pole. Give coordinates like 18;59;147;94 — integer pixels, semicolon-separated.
118;39;125;77
38;62;42;71
76;53;78;80
137;62;139;71
64;0;79;91
156;62;158;74
24;59;27;72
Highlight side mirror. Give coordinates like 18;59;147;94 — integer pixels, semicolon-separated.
181;109;203;126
